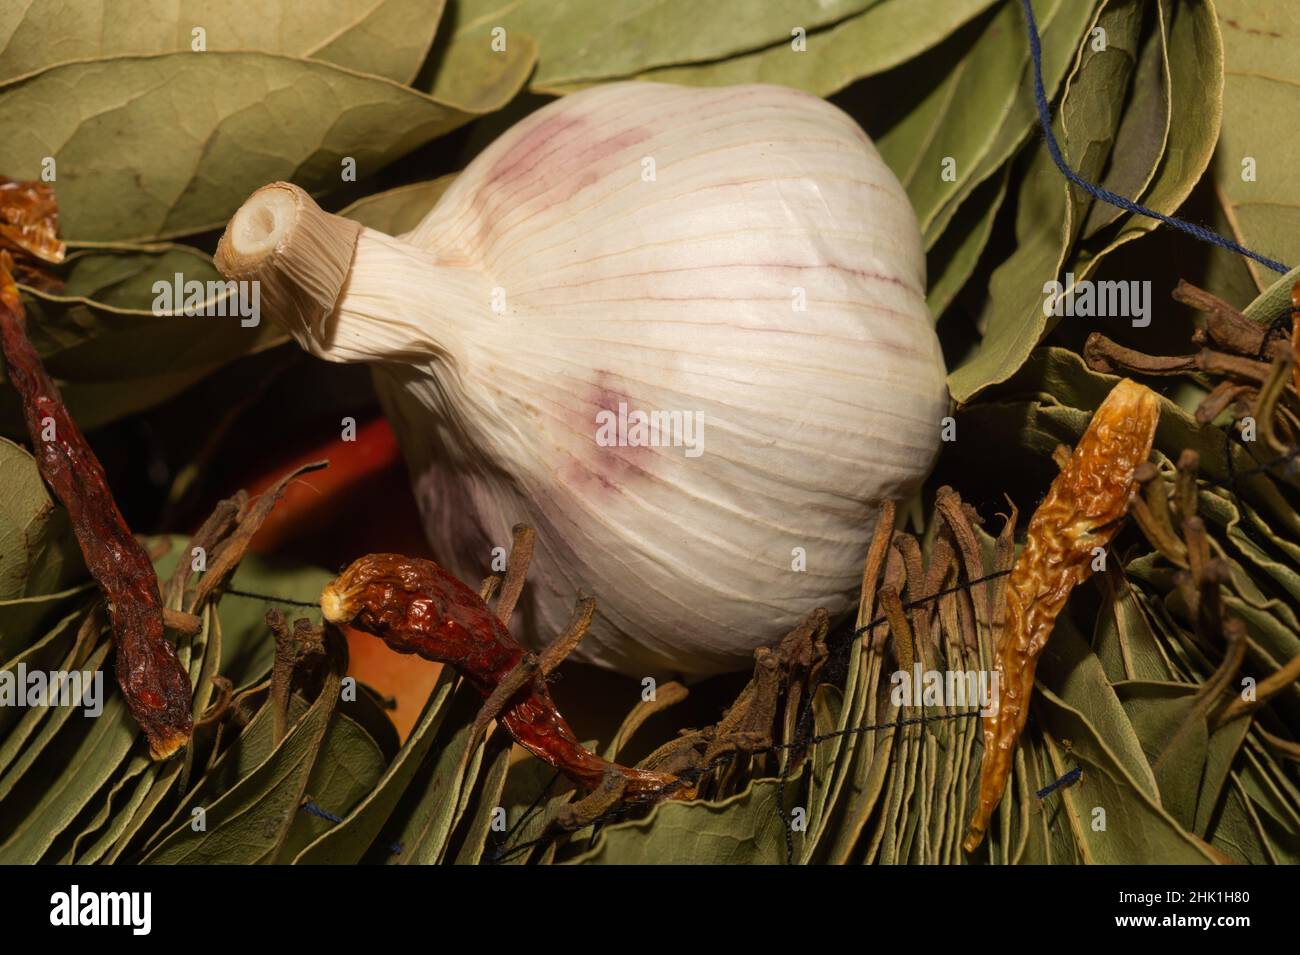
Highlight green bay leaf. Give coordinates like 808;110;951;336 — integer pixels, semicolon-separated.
142;678;340;864
0;52;491;242
273;708;388;862
565;775;797;865
603;0;998;98
293;669;456;864
471;0;882;91
0;0;445;84
1071;0;1223;281
338;175;457;235
1213;0;1300;287
0;439;83;601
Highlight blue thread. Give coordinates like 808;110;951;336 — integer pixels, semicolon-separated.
1035;765;1082;799
1021;0;1290;275
300;800;344;824
301;800;403;856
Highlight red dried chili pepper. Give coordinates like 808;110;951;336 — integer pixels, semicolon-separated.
322;554;678;801
0;188;191;760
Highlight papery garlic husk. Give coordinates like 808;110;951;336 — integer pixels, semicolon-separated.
216;82;948;677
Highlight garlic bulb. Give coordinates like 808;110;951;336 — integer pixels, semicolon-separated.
216;82;947;677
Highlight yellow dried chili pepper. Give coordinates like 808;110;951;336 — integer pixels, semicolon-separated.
963;379;1159;852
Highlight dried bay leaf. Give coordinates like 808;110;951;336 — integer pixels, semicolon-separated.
0;693;136;864
1071;0;1222;281
1035;702;1221;863
0;438;82;601
1237;743;1300;836
472;0;882;92
142;677;341;864
1012;732;1056;864
39;244;222;314
870;0;1092;246
1199;184;1268;303
1242;263;1300;326
564;775;797;865
1207;772;1275;864
917;0;1100;247
802;683;843;859
0;0;446;84
11;283;255;450
448;733;512;864
876;715;920;864
608;0;998;97
1078;4;1170;238
812;518;896;860
70;757;156;863
830;706;899;863
308;0;447;85
0;52;491;243
1201;489;1300;608
1113;680;1212;828
0;583;94;660
386;682;495;864
338;174;458;235
1091;569;1175;683
492;754;576;865
946;0;1144;401
0;605;86;742
136;690;285;853
1057;0;1147;240
54;751;151;864
102;760;184;863
418;19;539;111
294;668;457;864
1196;721;1253;835
1213;0;1300;288
927;166;1011;321
0;633;108;797
978;348;1300;537
929;712;965;862
273;707;388;862
1035;615;1158;800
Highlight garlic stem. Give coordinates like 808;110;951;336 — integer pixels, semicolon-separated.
215;182;362;348
218;183;491;368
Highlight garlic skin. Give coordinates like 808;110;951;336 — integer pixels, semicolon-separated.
217;82;947;677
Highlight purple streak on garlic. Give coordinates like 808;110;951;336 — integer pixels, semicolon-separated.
215;82;947;677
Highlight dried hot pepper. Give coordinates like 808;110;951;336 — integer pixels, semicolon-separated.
0;180;192;760
0;177;64;285
963;379;1159;852
321;553;679;802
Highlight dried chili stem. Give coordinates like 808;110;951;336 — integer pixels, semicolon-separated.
1173;279;1288;361
1084;332;1274;383
1252;356;1295;456
1174;450;1200;523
